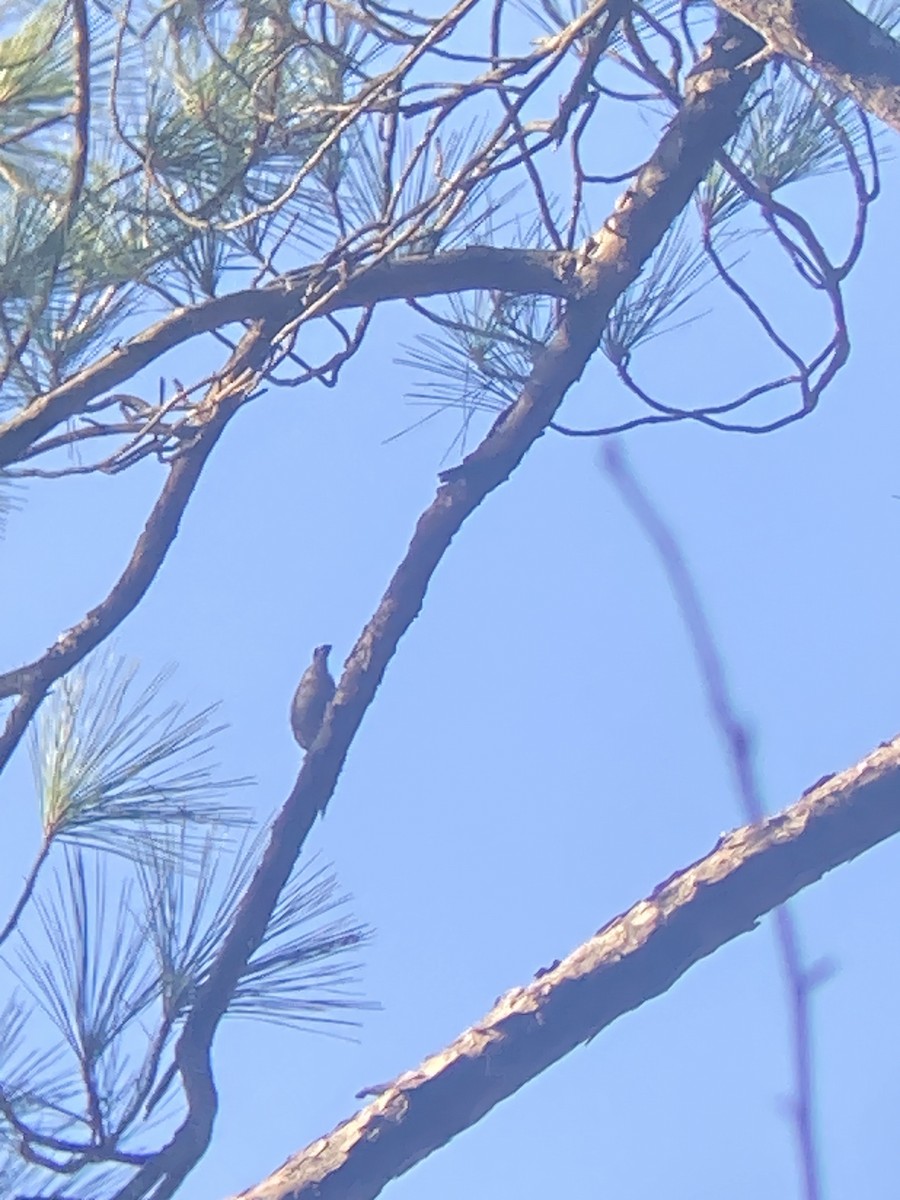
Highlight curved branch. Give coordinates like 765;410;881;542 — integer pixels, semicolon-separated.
0;248;579;470
0;317;284;771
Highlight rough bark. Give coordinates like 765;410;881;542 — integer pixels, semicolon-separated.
718;0;900;131
229;734;900;1200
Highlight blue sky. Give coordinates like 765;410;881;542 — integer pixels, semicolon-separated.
2;21;900;1200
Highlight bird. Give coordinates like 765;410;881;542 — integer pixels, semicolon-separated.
290;644;335;750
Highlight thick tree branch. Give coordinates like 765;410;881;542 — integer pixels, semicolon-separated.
228;733;900;1200
116;16;767;1200
716;0;900;132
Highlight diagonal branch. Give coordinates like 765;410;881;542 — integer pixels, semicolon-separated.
229;734;900;1200
0;316;285;773
112;16;768;1200
717;0;900;132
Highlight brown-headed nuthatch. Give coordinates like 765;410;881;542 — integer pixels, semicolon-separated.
290;644;335;750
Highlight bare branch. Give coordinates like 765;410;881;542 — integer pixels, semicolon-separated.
0;247;577;470
230;735;900;1200
0;315;285;771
